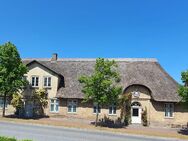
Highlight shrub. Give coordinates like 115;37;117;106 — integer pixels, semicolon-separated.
142;107;148;126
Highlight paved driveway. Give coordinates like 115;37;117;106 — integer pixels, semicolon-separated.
0;121;183;141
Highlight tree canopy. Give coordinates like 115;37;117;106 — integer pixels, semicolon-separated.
0;42;28;116
178;70;188;105
79;58;122;126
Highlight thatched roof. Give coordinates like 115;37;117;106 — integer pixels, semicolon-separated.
22;58;180;102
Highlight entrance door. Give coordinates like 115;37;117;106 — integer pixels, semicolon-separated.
131;106;141;124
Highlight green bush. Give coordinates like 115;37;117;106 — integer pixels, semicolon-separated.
0;136;16;141
0;136;32;141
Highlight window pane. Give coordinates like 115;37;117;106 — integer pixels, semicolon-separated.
44;77;47;86
109;107;112;114
55;105;59;112
93;106;97;113
56;100;59;105
50;104;54;112
73;105;76;113
98;106;101;113
68;105;72;112
32;77;35;86
113;107;116;114
48;77;51;86
36;77;39;86
132;108;139;116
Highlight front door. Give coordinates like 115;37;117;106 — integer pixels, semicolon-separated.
131;106;141;124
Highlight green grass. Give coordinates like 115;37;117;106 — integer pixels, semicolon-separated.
0;136;32;141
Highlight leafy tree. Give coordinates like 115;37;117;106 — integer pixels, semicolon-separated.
33;89;48;116
11;89;48;117
178;70;188;105
0;42;28;117
79;58;122;126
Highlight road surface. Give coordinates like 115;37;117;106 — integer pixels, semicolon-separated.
0;121;182;141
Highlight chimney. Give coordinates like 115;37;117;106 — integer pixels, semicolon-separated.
51;53;58;61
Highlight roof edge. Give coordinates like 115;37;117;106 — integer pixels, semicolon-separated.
22;58;158;62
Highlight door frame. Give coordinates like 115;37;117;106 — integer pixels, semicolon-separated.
131;102;142;124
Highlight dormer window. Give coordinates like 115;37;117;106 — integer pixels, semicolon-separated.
44;76;51;87
31;76;39;87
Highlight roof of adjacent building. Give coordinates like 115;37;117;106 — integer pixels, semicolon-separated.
22;58;181;102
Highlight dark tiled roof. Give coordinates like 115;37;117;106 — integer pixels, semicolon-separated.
22;58;180;102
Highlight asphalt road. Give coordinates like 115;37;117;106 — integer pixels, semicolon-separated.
0;121;183;141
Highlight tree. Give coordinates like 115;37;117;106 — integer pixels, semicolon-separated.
178;70;188;105
0;42;28;117
11;89;48;117
79;58;122;126
33;89;48;116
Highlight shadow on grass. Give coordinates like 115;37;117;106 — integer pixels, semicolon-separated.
91;121;126;128
4;114;49;120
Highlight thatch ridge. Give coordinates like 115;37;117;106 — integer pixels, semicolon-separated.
22;58;180;102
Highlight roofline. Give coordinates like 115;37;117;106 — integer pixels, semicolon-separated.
22;58;158;62
26;60;63;76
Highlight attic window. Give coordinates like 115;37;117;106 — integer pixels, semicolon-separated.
44;76;51;87
31;76;39;87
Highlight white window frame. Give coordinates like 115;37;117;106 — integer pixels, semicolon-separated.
93;103;101;114
0;97;8;109
67;100;77;113
50;99;59;113
31;76;39;87
43;76;52;88
164;103;174;118
109;103;117;115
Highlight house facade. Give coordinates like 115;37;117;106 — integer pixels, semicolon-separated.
1;53;188;127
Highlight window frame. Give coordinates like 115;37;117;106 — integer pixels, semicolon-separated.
93;103;101;114
50;99;59;113
67;100;77;113
31;76;39;87
164;103;174;118
109;103;117;115
43;76;52;88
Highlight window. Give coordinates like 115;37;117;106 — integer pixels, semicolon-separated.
93;103;101;114
0;98;8;109
68;100;77;113
132;108;139;117
44;76;51;87
109;104;116;115
164;103;174;118
50;99;59;113
31;76;39;87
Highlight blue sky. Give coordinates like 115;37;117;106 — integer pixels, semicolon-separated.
0;0;188;83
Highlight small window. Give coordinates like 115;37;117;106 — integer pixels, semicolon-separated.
164;103;174;118
109;104;116;115
50;99;59;113
31;76;39;87
132;108;139;117
68;100;77;113
0;97;8;109
44;76;51;87
93;103;101;114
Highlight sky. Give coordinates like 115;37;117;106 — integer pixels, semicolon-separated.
0;0;188;83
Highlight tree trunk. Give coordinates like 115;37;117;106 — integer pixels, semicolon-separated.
95;110;99;127
95;103;99;127
2;93;7;117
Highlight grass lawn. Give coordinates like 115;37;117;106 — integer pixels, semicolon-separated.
0;136;31;141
